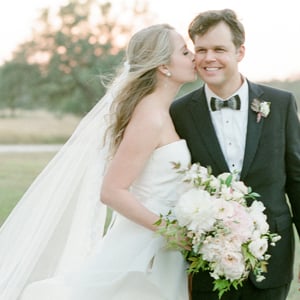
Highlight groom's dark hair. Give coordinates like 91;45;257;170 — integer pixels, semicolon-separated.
188;8;245;48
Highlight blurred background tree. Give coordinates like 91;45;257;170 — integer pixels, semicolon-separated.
0;61;40;116
0;0;155;115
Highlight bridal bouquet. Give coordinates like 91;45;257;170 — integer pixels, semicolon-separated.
155;163;281;299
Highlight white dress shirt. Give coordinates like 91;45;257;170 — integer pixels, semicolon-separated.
205;80;249;176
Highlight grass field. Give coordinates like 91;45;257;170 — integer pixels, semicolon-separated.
0;109;80;144
0;152;56;224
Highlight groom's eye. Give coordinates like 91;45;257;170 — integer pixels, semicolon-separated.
195;48;206;54
215;47;226;53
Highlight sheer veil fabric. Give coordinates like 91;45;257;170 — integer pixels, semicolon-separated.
0;65;129;300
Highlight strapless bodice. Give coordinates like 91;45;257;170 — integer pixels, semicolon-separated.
130;139;190;214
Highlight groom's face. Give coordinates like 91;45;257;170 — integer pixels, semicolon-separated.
193;22;245;92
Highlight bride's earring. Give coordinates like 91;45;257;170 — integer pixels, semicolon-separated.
165;71;171;77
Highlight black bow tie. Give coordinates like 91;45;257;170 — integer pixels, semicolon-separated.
210;95;241;111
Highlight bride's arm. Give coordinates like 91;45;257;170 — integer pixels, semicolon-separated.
100;105;165;232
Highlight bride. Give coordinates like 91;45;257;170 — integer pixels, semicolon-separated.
0;24;196;299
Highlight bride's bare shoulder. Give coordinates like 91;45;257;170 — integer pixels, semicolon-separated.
133;95;168;123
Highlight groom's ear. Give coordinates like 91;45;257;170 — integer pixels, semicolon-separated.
236;45;245;62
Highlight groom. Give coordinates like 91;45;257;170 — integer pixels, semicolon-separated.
170;9;300;300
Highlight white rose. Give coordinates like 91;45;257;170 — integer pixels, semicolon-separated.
198;165;210;177
231;189;246;201
201;239;222;262
231;180;249;195
174;189;216;233
255;217;269;235
251;229;261;240
208;176;221;191
217;251;246;281
220;185;234;200
183;168;199;182
248;237;268;259
217;172;232;182
223;201;254;243
250;200;266;213
201;236;240;262
249;201;269;234
183;164;211;185
214;198;234;220
260;102;270;117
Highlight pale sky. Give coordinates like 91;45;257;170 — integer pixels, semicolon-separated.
1;0;299;81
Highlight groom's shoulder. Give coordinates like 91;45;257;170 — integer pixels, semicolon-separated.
249;80;294;98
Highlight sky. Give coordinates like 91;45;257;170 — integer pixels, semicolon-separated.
1;0;300;82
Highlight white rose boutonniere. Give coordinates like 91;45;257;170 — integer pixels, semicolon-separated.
251;98;271;123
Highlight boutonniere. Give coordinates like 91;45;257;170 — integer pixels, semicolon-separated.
251;98;271;123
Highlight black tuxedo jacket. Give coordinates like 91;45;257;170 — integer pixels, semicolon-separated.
170;80;300;290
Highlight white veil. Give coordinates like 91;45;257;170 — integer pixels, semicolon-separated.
0;64;129;300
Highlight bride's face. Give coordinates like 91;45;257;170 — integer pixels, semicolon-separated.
167;31;197;84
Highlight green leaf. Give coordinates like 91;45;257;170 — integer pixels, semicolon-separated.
225;174;233;186
213;279;231;299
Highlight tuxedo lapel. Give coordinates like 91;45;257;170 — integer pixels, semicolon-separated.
188;88;229;171
240;81;265;180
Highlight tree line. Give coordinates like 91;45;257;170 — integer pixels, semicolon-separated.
0;0;156;116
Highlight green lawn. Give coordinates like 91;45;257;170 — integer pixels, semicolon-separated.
0;152;55;224
0;152;299;298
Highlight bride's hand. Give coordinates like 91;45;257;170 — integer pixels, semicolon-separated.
161;222;192;251
154;216;191;251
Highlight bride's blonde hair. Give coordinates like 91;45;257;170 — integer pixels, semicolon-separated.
107;24;175;155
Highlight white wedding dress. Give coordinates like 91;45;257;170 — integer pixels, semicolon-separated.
20;139;191;300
